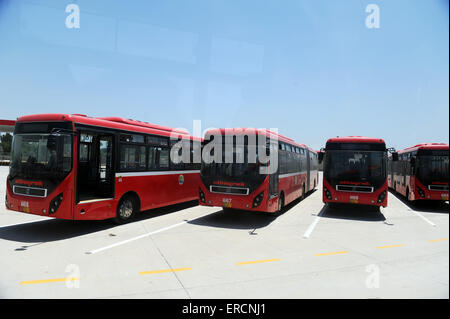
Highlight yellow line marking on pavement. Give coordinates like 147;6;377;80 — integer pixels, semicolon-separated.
314;251;349;257
376;244;404;249
428;238;448;243
139;267;192;275
19;277;79;285
236;258;280;265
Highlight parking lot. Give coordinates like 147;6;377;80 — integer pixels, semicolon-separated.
0;166;448;299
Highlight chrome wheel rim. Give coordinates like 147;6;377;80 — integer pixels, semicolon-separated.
119;200;133;219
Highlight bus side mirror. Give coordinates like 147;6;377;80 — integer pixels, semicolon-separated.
392;152;399;161
318;152;324;163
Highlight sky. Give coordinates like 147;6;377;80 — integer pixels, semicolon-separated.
0;0;448;151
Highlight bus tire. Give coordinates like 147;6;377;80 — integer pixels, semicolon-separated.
114;194;139;224
301;184;306;200
277;192;285;214
406;187;415;204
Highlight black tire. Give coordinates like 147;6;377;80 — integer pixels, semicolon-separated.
406;187;415;205
302;184;306;200
114;195;138;224
277;192;284;214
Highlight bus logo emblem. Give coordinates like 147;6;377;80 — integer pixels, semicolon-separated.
178;175;184;185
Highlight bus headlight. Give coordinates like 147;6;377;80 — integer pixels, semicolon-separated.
377;190;386;203
417;187;425;198
49;193;63;215
199;188;206;203
252;191;264;208
324;187;332;200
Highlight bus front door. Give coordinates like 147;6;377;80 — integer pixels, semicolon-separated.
306;150;311;192
269;169;279;200
77;132;115;202
98;135;114;198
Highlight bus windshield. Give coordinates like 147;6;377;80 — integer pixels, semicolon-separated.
201;143;267;191
417;155;449;184
324;150;386;186
9;130;72;181
201;145;263;178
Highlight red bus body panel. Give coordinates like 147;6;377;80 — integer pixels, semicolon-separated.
199;172;318;213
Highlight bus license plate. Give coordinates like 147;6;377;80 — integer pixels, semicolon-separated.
21;201;30;213
442;194;449;201
223;198;232;208
349;196;358;204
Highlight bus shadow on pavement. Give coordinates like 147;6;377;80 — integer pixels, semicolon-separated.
137;200;199;221
188;209;276;230
187;191;316;230
389;190;449;214
320;203;386;222
0;219;112;245
0;200;199;244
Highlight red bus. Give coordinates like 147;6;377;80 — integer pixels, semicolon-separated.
388;143;449;202
198;128;319;214
5;114;201;223
319;136;388;207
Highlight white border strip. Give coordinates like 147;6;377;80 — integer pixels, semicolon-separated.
279;172;305;179
303;207;325;239
409;210;436;227
116;170;200;178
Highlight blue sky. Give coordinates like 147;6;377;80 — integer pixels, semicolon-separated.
0;0;448;150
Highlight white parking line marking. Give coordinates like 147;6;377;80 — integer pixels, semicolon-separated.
86;220;189;254
408;209;436;227
303;206;325;239
86;212;210;255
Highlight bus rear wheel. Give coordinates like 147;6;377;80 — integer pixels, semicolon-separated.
406;187;416;204
114;195;139;224
277;193;284;214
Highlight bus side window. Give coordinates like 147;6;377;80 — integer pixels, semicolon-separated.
148;146;157;170
79;143;89;162
158;147;169;169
